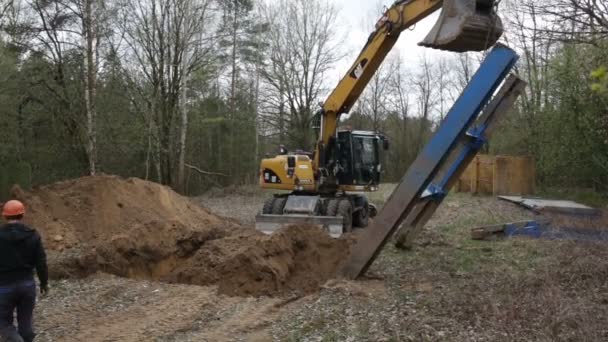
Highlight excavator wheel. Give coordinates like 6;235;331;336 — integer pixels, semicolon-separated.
0;330;24;342
337;199;353;233
325;198;339;216
419;0;503;52
353;199;370;228
271;197;287;215
262;197;275;214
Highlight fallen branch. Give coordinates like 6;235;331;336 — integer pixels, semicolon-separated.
185;163;228;177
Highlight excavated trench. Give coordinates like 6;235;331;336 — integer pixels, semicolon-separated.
12;175;352;297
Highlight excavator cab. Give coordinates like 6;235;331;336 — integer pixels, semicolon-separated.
336;131;387;188
420;0;503;52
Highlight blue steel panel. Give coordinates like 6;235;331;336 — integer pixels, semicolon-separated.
379;44;518;221
406;44;517;188
435;125;488;190
339;44;519;279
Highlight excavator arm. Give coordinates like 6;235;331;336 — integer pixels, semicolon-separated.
314;0;503;186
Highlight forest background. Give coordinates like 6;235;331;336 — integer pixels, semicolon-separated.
0;0;606;198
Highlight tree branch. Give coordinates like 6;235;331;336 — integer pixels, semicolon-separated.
184;163;228;177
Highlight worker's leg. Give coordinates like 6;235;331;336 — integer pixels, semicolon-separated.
0;285;22;342
15;281;36;342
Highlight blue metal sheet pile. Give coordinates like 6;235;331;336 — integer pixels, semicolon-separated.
504;220;608;242
472;213;608;242
339;44;522;279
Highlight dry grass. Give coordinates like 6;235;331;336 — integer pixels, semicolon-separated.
271;186;608;341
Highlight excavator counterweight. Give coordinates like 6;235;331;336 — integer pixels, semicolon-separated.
420;0;503;52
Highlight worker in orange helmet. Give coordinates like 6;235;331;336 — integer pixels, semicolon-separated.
0;200;48;342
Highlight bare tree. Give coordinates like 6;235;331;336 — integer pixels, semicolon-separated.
118;0;215;188
451;52;476;95
502;0;557;126
258;0;344;150
0;0;13;24
358;53;398;131
413;54;437;153
12;0;114;175
53;0;110;176
434;56;455;121
537;0;608;42
217;0;265;182
81;0;104;176
387;53;414;173
19;0;88;165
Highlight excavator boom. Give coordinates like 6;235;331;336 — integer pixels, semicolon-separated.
315;0;502;179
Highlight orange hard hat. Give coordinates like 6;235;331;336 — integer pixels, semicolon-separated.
2;200;25;217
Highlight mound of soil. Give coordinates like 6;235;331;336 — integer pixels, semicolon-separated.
12;175;235;250
11;175;351;296
98;225;351;296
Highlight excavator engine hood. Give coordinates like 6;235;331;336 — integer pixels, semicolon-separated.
420;0;503;52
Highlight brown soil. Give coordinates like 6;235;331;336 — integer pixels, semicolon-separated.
10;175;351;297
97;224;352;297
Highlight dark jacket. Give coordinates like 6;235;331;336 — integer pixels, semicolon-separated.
0;222;48;288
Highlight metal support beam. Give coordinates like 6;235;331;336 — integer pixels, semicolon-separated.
395;74;527;249
337;44;520;279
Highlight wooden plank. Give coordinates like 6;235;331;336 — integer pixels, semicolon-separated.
520;199;599;215
471;156;479;194
498;195;524;204
499;196;599;215
461;155;536;196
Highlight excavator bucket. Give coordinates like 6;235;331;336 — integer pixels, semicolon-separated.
419;0;503;52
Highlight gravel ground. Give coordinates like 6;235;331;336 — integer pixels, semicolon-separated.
197;186;269;226
32;186;608;341
36;274;285;341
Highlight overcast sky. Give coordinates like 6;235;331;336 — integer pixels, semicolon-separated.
327;0;453;84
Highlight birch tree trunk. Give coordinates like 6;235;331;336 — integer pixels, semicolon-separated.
177;72;189;193
83;0;99;175
120;0;213;187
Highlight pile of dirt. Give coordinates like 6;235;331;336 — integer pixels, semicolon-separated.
97;225;352;296
11;175;351;296
12;175;236;251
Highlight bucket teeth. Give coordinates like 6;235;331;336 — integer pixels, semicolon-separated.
419;0;503;52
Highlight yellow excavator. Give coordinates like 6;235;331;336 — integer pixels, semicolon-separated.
256;0;503;236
